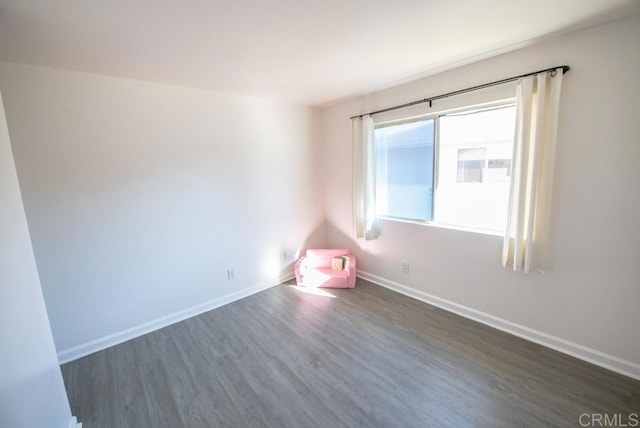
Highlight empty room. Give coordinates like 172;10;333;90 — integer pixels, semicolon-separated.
1;1;639;427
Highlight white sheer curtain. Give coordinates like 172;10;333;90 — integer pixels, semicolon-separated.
353;115;378;240
502;69;563;272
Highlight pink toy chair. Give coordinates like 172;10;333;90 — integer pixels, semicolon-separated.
294;249;356;288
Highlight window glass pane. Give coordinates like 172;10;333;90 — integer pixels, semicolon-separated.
435;106;516;231
375;119;434;221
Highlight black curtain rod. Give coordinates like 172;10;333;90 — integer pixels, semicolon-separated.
350;65;570;119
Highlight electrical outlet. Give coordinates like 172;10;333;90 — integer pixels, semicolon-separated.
227;268;235;280
401;261;410;274
283;251;295;261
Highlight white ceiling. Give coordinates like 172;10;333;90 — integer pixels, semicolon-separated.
0;0;637;106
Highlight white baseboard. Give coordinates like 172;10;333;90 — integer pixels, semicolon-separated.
357;270;640;381
58;274;294;364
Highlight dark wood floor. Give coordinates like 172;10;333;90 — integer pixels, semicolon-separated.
62;279;640;427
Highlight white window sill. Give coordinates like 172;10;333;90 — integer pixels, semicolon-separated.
377;216;503;237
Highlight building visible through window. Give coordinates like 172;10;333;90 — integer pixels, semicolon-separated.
457;148;486;183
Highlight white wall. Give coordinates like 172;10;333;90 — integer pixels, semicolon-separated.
0;62;326;360
320;16;640;376
0;91;74;426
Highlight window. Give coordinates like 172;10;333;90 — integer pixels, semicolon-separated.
374;103;516;232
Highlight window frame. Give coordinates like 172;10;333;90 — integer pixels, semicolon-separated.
373;98;516;235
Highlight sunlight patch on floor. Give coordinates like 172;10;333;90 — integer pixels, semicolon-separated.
289;285;336;298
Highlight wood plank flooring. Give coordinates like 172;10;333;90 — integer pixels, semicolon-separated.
62;279;640;427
